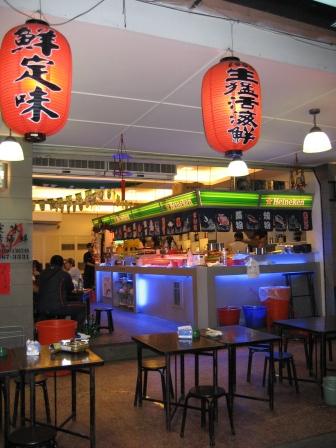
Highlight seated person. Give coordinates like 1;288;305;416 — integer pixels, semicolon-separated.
228;231;248;254
37;255;86;329
64;257;82;285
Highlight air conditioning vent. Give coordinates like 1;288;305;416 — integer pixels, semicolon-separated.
144;163;161;173
88;160;105;170
69;160;88;169
33;156;176;180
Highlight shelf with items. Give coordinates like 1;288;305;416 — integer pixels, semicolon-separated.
114;272;135;311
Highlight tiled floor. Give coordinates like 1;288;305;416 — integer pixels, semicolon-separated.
27;340;336;448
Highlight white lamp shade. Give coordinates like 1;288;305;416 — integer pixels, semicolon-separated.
303;130;332;153
227;158;249;177
0;137;24;161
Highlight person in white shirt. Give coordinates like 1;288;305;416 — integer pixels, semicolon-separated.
228;231;249;254
64;258;82;284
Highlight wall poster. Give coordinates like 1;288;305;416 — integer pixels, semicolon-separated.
0;221;31;262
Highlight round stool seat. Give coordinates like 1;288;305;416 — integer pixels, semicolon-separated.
8;426;56;447
94;306;113;311
142;358;166;370
188;385;226;399
271;352;294;361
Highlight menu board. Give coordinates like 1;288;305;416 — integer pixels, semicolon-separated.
111;208;313;238
199;209;232;232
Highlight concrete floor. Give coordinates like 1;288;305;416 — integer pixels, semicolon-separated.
25;339;336;448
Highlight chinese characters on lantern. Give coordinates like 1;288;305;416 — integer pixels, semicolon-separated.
225;64;260;147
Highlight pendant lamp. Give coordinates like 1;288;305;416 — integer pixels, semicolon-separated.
0;130;24;161
303;108;332;153
227;152;249;177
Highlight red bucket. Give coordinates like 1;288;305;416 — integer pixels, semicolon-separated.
35;319;77;344
265;299;289;331
217;307;241;326
35;320;77;376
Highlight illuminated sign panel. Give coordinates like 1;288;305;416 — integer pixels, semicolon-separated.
260;194;313;209
199;191;259;208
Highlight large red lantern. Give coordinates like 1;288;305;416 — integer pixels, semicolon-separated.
202;56;261;159
0;19;72;142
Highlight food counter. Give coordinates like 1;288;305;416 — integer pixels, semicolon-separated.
96;252;320;328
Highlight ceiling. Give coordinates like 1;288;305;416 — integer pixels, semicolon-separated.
0;0;336;174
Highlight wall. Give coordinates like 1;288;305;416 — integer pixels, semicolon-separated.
33;212;97;268
0;140;33;343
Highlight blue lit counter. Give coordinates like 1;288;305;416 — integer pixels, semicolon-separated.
95;253;320;328
95;265;198;325
207;252;320;328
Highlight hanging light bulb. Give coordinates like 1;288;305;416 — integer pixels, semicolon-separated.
227;152;249;177
303;108;332;153
0;130;24;161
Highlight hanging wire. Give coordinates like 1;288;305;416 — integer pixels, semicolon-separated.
4;0;107;26
123;0;127;29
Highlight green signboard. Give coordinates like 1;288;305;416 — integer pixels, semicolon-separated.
259;194;313;209
93;190;314;228
199;190;259;208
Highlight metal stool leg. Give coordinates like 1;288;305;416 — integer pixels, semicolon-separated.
142;370;148;399
12;382;20;427
247;349;254;382
41;382;51;423
107;310;114;332
180;394;191;438
290;358;300;393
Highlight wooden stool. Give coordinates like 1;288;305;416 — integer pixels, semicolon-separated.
12;374;51;427
180;385;234;446
262;352;299;393
134;357;174;406
7;426;57;447
94;307;114;333
246;343;270;382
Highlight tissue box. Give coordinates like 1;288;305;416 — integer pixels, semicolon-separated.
177;325;193;339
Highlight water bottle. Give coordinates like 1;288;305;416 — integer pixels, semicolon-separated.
220;248;227;266
78;277;83;291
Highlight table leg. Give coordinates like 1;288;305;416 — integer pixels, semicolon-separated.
320;334;327;386
89;367;96;448
165;354;171;431
194;353;199;387
20;371;25;427
180;354;185;398
3;376;10;448
213;350;218;387
29;372;36;426
268;343;274;410
134;344;143;407
71;370;77;421
228;346;235;413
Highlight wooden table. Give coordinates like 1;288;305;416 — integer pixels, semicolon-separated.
205;326;280;414
132;332;223;431
0;349;20;447
14;345;104;448
274;316;336;385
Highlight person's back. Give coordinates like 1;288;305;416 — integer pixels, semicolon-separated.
38;257;73;315
36;255;86;329
228;231;248;254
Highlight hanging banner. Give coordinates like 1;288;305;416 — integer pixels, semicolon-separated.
0;221;31;262
0;263;10;294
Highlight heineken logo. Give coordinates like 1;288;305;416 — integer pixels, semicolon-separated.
165;198;193;210
266;197;305;207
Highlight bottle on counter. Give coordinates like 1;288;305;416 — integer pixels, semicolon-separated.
220;248;227;266
187;249;193;267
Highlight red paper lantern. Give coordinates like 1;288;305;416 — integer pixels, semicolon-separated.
0;19;72;142
202;56;261;157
